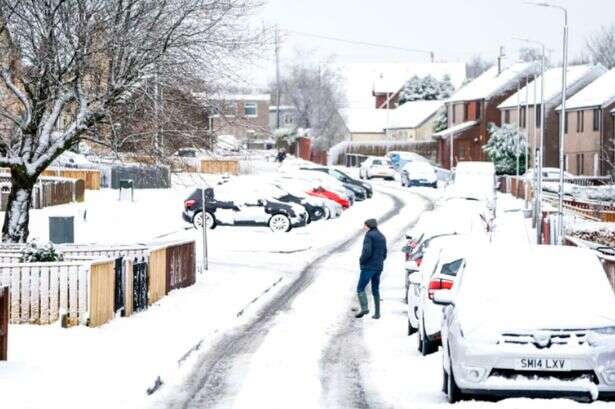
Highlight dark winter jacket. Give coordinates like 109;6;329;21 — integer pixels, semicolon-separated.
360;228;387;271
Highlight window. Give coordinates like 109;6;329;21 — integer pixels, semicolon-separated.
451;105;456;123
210;101;237;117
504;110;510;124
244;102;257;117
577;111;584;133
576;153;585;174
464;103;469;121
536;105;542;127
593;109;600;131
521;107;526;128
440;258;464;276
476;101;481;120
565;112;569;134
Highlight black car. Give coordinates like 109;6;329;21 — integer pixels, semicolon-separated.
182;188;308;232
275;193;326;223
300;167;373;198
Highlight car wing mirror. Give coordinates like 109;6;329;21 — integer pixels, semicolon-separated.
432;289;454;306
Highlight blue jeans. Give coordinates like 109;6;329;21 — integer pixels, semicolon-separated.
357;269;381;298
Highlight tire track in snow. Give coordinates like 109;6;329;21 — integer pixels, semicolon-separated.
320;188;434;409
165;191;404;409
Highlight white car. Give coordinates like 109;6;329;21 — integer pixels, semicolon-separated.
401;161;438;188
359;157;396;180
407;235;487;355
436;245;615;403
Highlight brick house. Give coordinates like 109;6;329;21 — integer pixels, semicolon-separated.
552;68;615;176
498;64;606;169
205;94;271;144
434;62;540;169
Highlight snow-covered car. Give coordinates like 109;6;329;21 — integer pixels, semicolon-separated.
385;151;429;171
401;161;438;188
182;188;307;232
299;166;373;198
407;235;487;355
525;167;575;181
282;171;356;206
272;179;343;219
436;245;615;403
359;157;396;180
293;169;366;201
402;208;489;303
442;182;496;223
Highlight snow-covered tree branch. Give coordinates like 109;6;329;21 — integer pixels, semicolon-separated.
0;0;265;242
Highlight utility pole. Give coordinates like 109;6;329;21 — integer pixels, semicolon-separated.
275;26;281;130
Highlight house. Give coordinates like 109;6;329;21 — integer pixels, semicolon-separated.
553;68;615;176
371;62;466;109
434;62;540;169
340;108;389;142
268;105;298;133
498;64;606;169
336;62;466;109
204;94;271;144
384;100;445;142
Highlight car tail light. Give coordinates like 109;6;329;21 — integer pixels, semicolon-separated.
428;278;454;300
415;256;423;267
184;199;196;209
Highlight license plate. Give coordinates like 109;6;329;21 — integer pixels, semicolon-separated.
514;358;570;371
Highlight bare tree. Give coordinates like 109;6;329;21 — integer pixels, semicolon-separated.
275;55;347;150
0;0;264;242
518;47;550;67
466;55;493;80
587;23;615;69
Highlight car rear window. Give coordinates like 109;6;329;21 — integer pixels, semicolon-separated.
372;160;382;165
440;258;464;276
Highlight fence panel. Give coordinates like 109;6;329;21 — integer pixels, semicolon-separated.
165;241;196;294
88;260;115;327
200;160;240;175
123;260;133;317
148;248;166;305
114;257;125;314
111;165;170;189
0;287;7;360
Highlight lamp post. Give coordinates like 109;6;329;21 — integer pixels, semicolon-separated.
513;37;546;243
526;2;568;244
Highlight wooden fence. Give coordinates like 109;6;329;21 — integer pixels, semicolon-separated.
41;168;101;190
0;262;88;325
88;260;115;327
0;286;8;360
200;160;240;175
165;241;196;293
0;178;84;211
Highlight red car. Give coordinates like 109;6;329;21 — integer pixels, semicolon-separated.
307;187;350;209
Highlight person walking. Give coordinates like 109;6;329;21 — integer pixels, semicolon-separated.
355;218;387;319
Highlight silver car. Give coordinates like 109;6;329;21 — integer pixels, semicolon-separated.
435;245;615;403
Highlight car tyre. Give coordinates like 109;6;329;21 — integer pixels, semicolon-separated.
269;213;292;233
193;211;216;230
323;207;331;219
421;329;438;355
407;318;417;336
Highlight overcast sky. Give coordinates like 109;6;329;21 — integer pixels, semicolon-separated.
247;0;614;87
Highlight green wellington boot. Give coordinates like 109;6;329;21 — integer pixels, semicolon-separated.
355;292;369;318
372;295;380;319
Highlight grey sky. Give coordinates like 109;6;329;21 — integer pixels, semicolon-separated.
248;0;614;86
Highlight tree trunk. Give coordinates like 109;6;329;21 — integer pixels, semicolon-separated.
2;167;36;243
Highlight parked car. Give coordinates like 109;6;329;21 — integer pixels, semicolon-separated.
525;167;575;181
272;179;343;219
300;166;373;198
401;161;438;188
359;157;396;180
385;151;429;171
436;245;615;403
407;235;486;355
294;169;366;201
453;161;496;194
281;172;355;207
182;188;307;232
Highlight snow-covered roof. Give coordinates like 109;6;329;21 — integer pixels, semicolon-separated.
336;62;466;109
449;62;540;103
194;92;270;102
498;64;607;109
372;62;466;94
385;100;444;130
341;108;389;134
555;67;615;111
432;120;478;138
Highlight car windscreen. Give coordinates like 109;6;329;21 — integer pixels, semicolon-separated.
371;160;383;165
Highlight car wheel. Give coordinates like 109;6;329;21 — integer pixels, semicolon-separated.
417;328;423;353
193;211;216;229
420;325;438;355
407;318;417;336
323;207;331;219
306;212;311;224
447;365;463;403
269;213;291;233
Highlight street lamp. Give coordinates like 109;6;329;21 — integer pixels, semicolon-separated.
513;37;546;243
526;2;568;245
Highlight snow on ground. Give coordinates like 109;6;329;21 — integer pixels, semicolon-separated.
1;172;406;409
